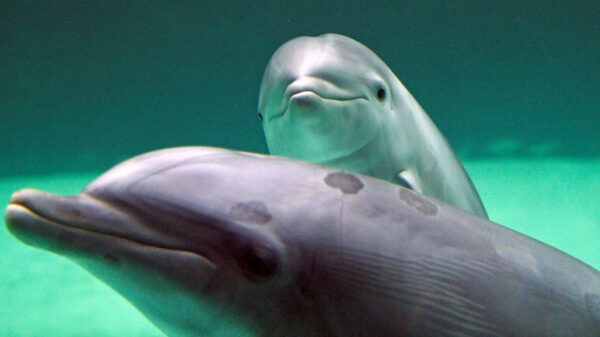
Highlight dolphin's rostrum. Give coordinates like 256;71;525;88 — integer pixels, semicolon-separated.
5;147;600;336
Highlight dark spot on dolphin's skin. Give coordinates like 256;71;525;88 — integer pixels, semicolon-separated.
230;201;272;225
399;188;438;216
585;293;600;322
325;172;364;194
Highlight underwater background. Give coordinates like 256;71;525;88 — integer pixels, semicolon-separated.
1;1;598;336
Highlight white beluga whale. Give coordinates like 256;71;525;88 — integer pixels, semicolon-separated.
5;146;600;336
258;33;488;218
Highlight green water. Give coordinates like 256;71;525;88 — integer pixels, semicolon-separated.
1;1;599;177
1;1;598;336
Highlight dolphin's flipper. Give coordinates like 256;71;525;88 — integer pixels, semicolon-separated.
396;170;420;193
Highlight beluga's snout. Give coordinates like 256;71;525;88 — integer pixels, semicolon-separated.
259;34;386;163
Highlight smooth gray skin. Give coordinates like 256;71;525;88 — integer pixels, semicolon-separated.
5;146;600;337
259;33;488;218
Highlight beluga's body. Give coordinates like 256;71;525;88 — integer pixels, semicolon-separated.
258;33;487;218
5;146;600;336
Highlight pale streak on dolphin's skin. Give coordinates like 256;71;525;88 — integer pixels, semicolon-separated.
5;147;600;337
258;33;488;218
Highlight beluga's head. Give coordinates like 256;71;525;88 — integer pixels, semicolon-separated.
258;33;403;164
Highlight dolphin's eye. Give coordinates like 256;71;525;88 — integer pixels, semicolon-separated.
237;244;278;280
376;87;386;101
257;113;263;121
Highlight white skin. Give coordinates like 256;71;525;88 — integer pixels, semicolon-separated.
258;33;487;218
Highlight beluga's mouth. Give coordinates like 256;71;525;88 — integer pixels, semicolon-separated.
266;78;367;122
288;90;323;108
285;77;366;102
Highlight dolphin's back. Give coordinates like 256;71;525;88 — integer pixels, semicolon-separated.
381;53;488;219
273;164;596;336
313;176;600;335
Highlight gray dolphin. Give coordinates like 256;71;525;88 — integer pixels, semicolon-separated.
5;146;600;336
258;33;488;218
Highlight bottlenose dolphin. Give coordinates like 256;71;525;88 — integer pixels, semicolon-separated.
5;146;600;336
258;33;488;218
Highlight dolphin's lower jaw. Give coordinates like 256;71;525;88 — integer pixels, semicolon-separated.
5;190;216;291
5;189;267;336
266;96;378;164
269;125;377;164
313;133;379;164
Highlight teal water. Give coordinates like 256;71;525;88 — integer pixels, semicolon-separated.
1;1;598;336
1;1;598;177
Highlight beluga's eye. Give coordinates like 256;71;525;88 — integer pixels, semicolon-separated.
257;113;263;121
376;87;386;101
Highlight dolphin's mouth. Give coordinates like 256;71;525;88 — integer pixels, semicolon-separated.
6;189;146;245
289;90;365;102
5;189;216;283
6;201;149;250
268;84;367;122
